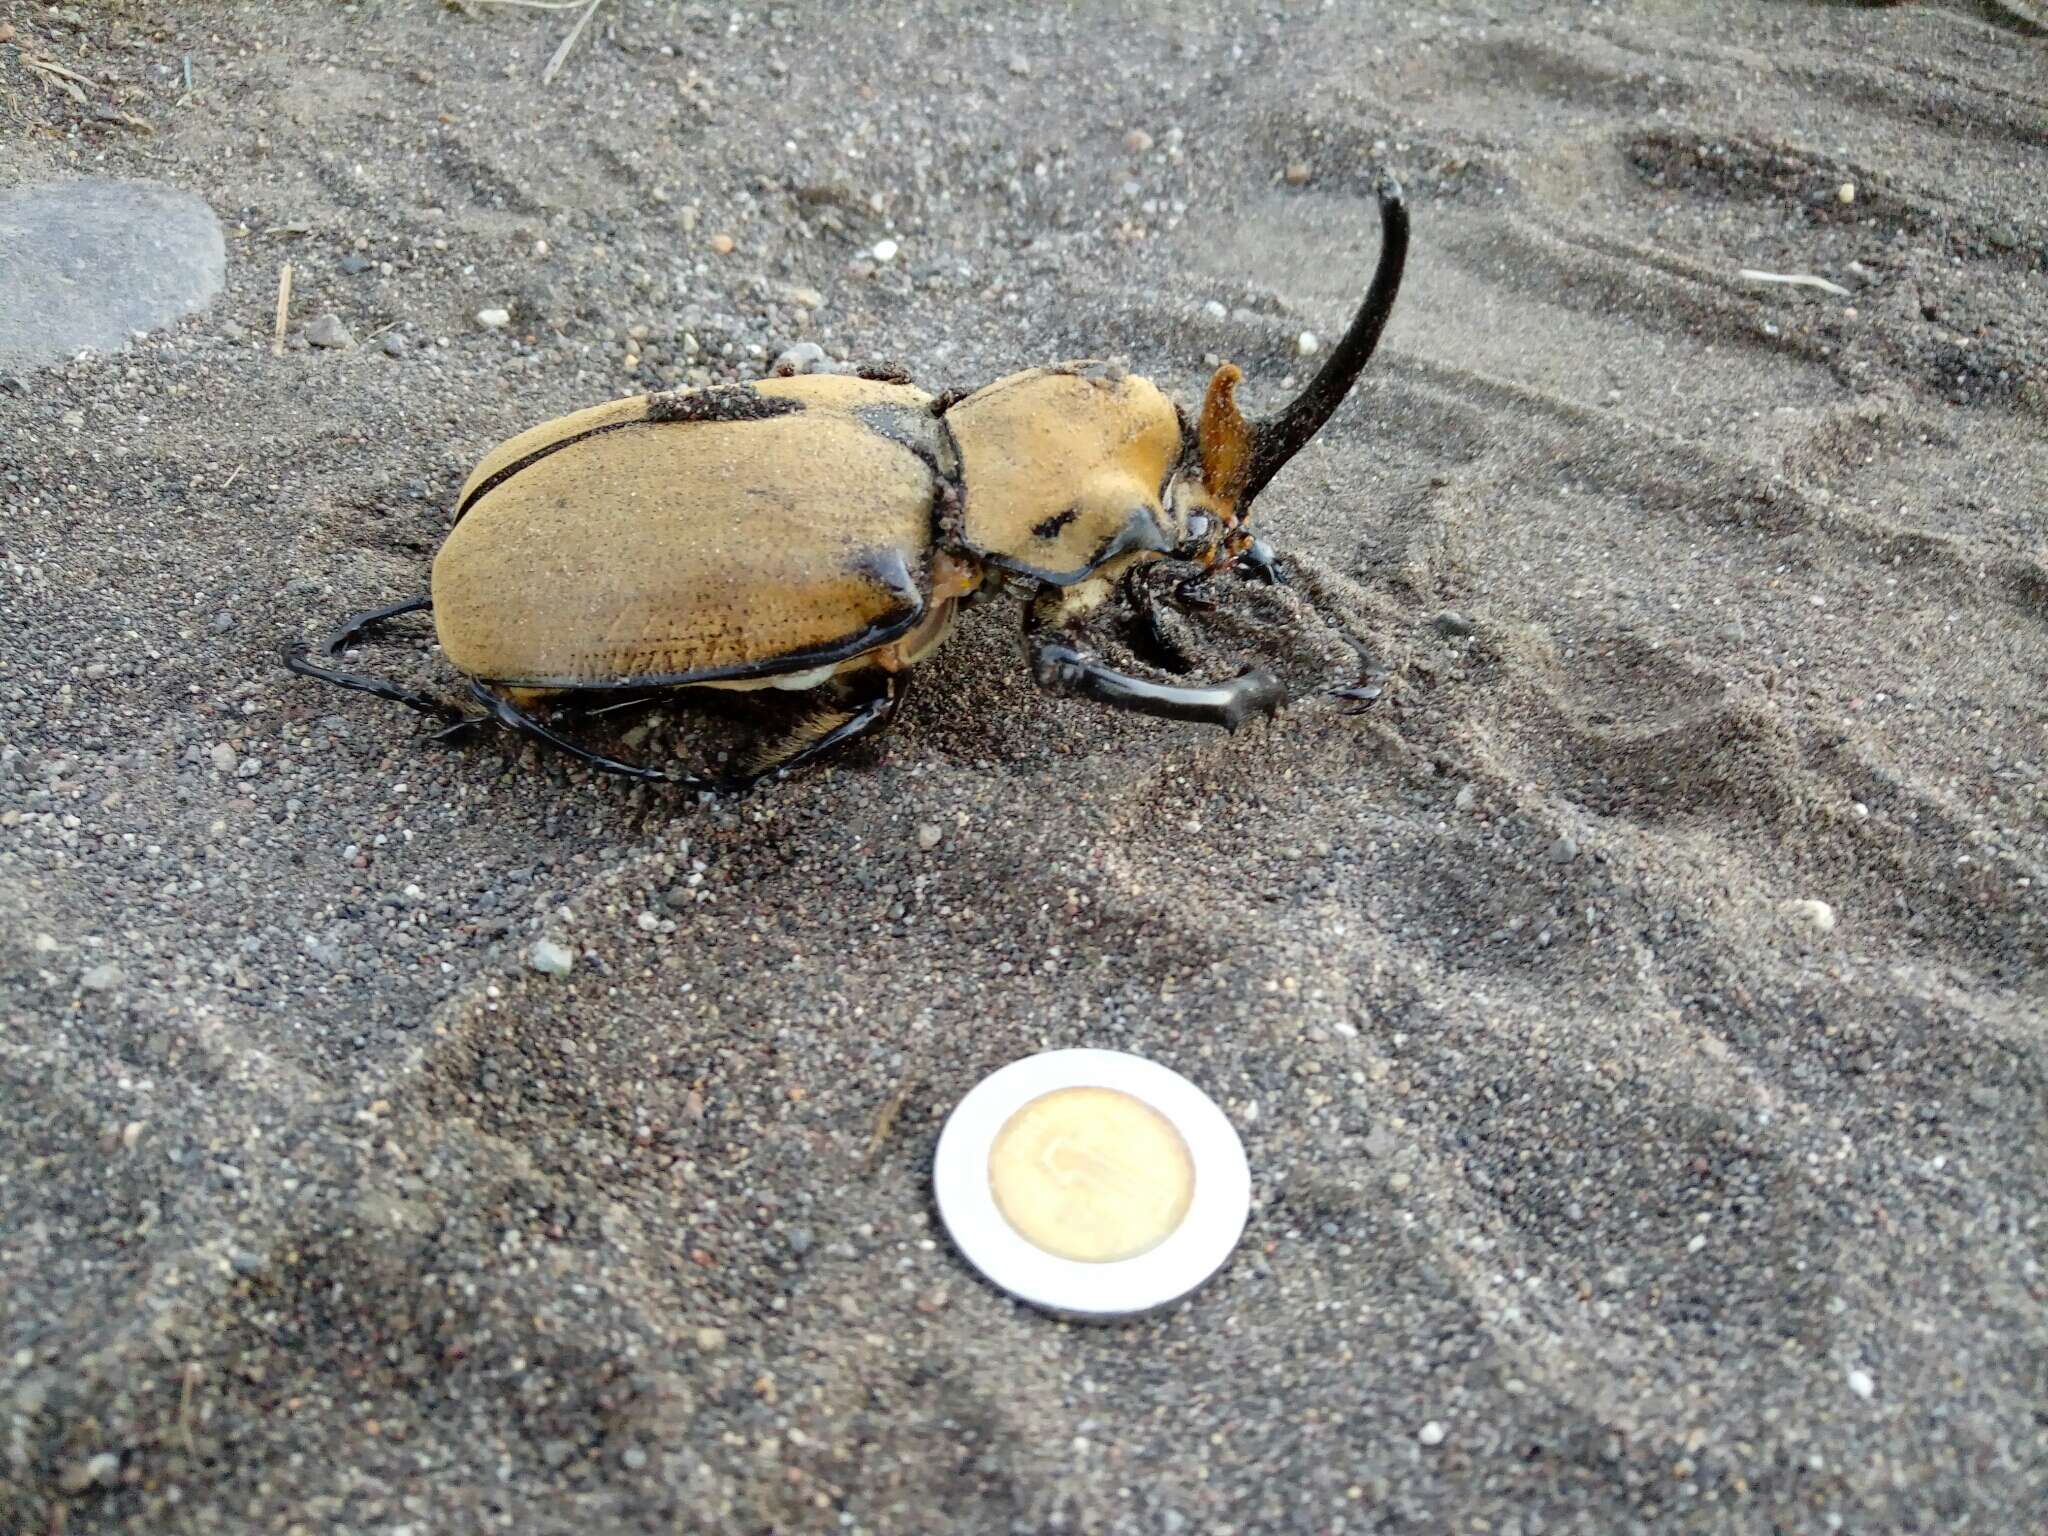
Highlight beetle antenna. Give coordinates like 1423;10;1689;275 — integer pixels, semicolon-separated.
1239;177;1408;509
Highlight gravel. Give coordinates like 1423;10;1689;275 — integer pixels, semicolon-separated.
2;4;2043;1534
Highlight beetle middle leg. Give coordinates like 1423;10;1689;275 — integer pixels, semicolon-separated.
468;680;729;790
733;671;908;789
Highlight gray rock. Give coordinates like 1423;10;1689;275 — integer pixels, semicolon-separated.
381;332;407;358
1433;610;1476;638
529;938;575;976
80;962;121;992
304;313;351;348
0;179;225;373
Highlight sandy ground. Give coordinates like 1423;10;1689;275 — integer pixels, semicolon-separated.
4;1;2046;1531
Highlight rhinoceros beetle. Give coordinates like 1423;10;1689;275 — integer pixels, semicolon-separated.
285;182;1408;791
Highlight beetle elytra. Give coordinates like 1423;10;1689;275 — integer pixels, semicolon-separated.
285;182;1408;791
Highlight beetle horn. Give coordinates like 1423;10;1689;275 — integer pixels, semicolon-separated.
1196;362;1254;505
1236;177;1409;511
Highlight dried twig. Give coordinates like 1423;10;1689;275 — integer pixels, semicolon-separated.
861;1077;919;1172
26;56;90;104
1739;268;1852;299
272;262;293;357
543;0;606;85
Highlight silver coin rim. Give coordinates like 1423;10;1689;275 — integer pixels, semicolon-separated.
932;1048;1251;1319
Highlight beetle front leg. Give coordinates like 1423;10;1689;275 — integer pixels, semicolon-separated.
1120;568;1197;675
1025;596;1282;732
1236;538;1287;587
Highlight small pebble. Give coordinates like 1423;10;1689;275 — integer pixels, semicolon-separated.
1123;127;1154;155
212;611;234;631
60;408;85;429
1838;181;1857;205
917;823;943;851
1007;54;1032;77
709;233;736;256
529;938;575;976
1783;898;1836;935
1548;835;1579;865
621;1445;649;1471
1848;1368;1874;1399
381;333;407;358
1284;162;1312;186
772;341;828;377
1433;610;1476;638
695;1326;727;1353
1202;300;1228;321
871;238;899;264
1454;785;1476;812
58;1452;119;1494
475;307;511;329
209;743;237;773
304;313;350;348
338;252;372;276
635;911;660;933
1417;1421;1446;1447
1296;331;1319;357
80;962;121;992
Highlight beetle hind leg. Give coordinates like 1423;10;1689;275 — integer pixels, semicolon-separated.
283;594;474;726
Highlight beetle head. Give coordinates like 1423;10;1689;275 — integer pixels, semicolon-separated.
1168;179;1408;574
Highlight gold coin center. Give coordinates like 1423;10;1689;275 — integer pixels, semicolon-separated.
988;1086;1195;1263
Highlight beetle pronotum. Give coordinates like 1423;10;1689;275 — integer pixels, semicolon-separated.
285;182;1408;791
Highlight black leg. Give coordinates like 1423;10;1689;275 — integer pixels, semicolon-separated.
1026;610;1283;732
469;679;728;791
1236;538;1287;587
1328;631;1391;715
734;672;908;790
282;594;473;726
1120;570;1197;675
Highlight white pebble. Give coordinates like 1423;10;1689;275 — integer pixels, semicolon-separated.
917;823;943;851
1296;330;1320;357
1417;1421;1446;1446
528;938;575;976
476;307;511;329
1202;299;1228;321
1783;898;1837;935
1838;181;1857;205
635;911;660;932
208;742;237;773
1848;1368;1874;1399
1454;784;1476;812
871;238;899;264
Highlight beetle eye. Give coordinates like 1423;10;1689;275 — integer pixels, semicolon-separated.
1185;514;1210;541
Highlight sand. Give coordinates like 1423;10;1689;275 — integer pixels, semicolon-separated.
3;1;2045;1531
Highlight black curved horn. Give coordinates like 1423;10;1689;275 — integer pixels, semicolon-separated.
1240;178;1408;507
